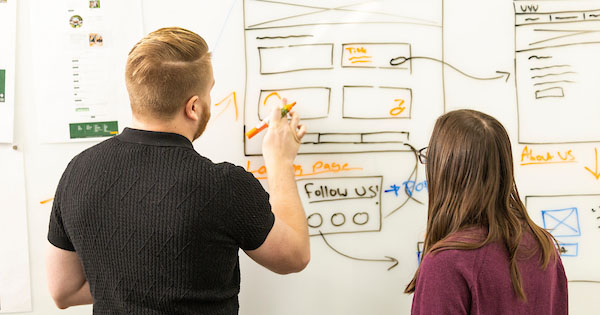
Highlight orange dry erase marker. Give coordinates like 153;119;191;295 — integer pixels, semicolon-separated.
245;102;297;139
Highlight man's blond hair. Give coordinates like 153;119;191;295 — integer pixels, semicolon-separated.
125;27;211;119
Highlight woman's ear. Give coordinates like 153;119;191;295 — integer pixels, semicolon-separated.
185;95;200;121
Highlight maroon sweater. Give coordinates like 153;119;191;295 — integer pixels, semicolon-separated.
412;231;568;314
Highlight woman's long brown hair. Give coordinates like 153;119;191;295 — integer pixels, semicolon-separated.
404;109;558;301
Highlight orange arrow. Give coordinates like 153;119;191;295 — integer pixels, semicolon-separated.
214;92;238;121
584;148;600;180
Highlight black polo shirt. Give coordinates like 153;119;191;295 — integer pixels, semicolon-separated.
48;127;274;314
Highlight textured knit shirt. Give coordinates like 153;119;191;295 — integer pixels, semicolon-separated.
48;127;275;314
411;229;568;315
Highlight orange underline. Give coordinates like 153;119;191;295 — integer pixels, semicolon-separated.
351;60;372;63
520;160;577;166
349;56;372;60
253;168;363;180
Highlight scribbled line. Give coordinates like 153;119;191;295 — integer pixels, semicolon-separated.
534;29;591;32
350;56;373;64
590;14;600;18
530;64;570;71
256;35;313;40
349;56;372;60
529;30;599;46
309;196;376;204
555;15;579;20
528;55;552;60
520;161;577;166
533;80;576;86
525;18;539;21
318;231;399;271
531;71;576;79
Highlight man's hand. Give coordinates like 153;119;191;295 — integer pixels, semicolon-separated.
262;99;306;167
245;99;310;274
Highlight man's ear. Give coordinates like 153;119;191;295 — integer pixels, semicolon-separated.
185;95;200;121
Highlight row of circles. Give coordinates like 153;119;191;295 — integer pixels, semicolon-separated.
307;212;370;228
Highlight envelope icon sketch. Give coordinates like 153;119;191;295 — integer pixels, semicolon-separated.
541;207;581;237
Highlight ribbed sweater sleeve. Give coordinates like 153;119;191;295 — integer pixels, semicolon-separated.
48;158;77;251
224;164;274;250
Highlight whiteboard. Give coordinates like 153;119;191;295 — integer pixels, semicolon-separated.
0;148;31;312
13;0;600;314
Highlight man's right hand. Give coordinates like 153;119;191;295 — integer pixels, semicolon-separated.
262;99;306;167
246;99;310;274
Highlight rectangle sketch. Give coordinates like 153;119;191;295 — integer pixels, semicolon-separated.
342;86;412;119
293;131;409;155
297;176;383;236
515;1;600;143
557;243;578;257
535;86;564;99
258;44;334;74
257;87;331;120
526;194;600;282
243;0;444;155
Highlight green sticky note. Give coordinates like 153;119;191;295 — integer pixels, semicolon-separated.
0;69;5;103
69;121;119;139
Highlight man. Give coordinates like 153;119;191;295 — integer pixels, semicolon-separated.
46;27;310;314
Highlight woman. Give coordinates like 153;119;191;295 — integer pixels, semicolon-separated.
407;110;567;314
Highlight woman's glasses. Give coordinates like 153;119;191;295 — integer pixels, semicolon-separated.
418;147;427;164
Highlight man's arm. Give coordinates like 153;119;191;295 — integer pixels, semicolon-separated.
245;103;310;274
46;244;93;309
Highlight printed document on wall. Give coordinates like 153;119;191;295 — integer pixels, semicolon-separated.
30;0;143;143
0;0;16;143
0;148;31;312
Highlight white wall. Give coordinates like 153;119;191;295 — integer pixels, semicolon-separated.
8;0;600;314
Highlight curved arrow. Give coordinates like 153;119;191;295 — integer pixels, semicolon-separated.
319;231;398;271
384;143;424;218
390;56;510;82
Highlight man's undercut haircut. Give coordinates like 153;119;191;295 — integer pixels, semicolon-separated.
125;27;211;119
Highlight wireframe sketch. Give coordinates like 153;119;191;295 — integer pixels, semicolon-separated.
515;1;600;143
243;0;444;155
526;194;600;283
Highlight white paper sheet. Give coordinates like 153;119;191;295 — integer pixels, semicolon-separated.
30;0;144;143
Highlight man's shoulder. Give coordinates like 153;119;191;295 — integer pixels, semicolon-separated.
217;162;262;182
64;136;120;168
